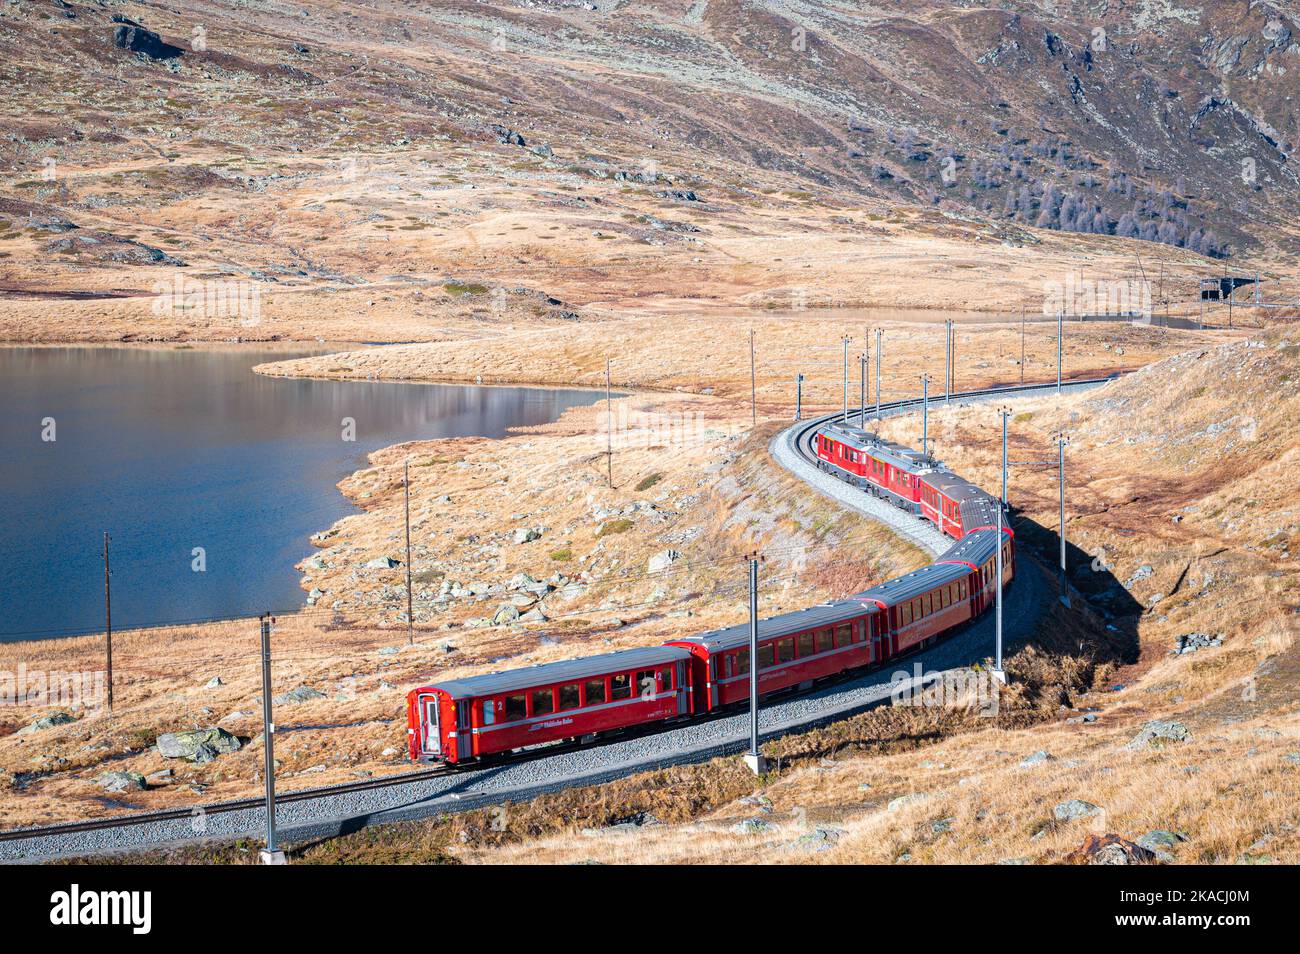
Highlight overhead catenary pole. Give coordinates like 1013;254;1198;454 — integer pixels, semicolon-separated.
1020;305;1026;386
1058;433;1070;608
103;531;112;717
259;613;285;864
842;334;850;423
920;374;931;457
742;555;765;775
875;328;882;420
944;318;952;405
404;459;414;647
858;352;867;426
794;373;804;422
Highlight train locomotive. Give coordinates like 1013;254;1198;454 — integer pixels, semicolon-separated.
408;420;1012;764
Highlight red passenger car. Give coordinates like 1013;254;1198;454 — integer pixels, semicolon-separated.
407;646;694;763
667;599;882;711
815;422;928;514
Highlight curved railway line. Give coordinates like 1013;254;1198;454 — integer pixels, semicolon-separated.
0;375;1115;861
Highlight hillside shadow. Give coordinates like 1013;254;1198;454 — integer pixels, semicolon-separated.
1010;508;1143;666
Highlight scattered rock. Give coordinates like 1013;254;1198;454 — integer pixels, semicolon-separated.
783;826;844;853
15;711;76;735
493;604;521;625
1136;829;1187;861
512;527;541;545
157;727;241;762
364;556;399;570
732;817;776;835
203;676;223;689
273;686;326;705
1019;751;1054;768
95;770;147;793
1127;720;1190;749
1172;632;1222;654
1053;799;1103;822
1124;565;1154;587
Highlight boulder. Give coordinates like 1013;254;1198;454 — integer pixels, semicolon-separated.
493;604;521;625
95;770;147;793
887;792;929;812
157;727;241;761
112;24;184;60
648;549;682;574
16;711;76;735
1126;720;1190;749
202;676;223;689
274;686;326;705
1136;829;1186;861
732;818;775;835
512;527;541;544
364;556;399;570
1066;833;1156;865
1053;799;1103;822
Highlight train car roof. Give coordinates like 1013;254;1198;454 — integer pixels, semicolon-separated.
937;528;1002;566
853;561;969;606
821;422;935;473
425;645;693;698
921;470;986;501
670;597;878;654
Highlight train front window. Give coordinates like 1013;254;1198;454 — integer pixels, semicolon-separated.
532;688;554;716
611;673;632;700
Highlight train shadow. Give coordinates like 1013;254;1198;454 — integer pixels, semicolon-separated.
1009;508;1143;666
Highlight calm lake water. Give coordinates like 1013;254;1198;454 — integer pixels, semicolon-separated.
0;347;603;641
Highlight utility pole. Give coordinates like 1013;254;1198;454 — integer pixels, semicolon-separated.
1056;309;1064;395
742;555;765;776
404;459;414;647
102;531;112;717
605;358;613;488
920;374;931;457
749;329;756;427
992;411;1008;685
944;318;952;405
1000;407;1010;508
1058;434;1070;608
794;373;804;422
259;613;285;865
858;352;866;426
841;334;850;423
875;328;882;420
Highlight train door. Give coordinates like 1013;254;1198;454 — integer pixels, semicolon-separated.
420;696;441;758
457;700;473;760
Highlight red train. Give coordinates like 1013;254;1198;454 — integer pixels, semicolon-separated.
407;423;1013;764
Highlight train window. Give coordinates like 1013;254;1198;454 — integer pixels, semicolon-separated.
758;644;776;669
611;673;632;701
532;688;555;716
735;649;750;675
637;670;656;698
506;694;527;721
585;679;606;705
835;623;852;647
798;632;815;657
815;629;833;653
559;684;581;711
482;700;496;726
901;603;912;626
658;667;674;691
777;639;795;663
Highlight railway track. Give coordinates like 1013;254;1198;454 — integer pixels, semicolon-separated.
1;374;1117;860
